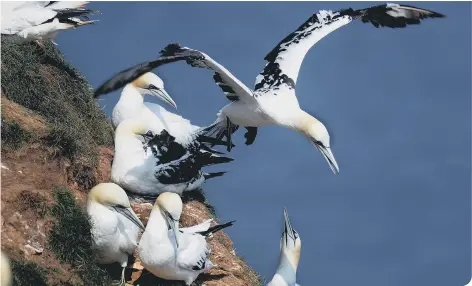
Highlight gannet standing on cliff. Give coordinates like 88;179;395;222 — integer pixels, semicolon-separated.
87;183;145;286
138;192;235;285
1;1;98;44
111;119;232;196
268;208;301;286
160;3;444;174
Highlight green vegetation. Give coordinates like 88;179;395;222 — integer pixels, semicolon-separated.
1;120;32;150
48;187;112;286
11;260;48;286
1;37;113;166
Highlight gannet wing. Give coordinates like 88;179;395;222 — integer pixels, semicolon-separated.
254;4;444;94
45;1;89;9
1;4;57;34
176;234;210;271
180;219;213;234
94;47;208;97
159;44;254;103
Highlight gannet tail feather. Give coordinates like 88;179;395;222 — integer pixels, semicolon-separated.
197;151;233;167
203;172;227;180
197;220;235;237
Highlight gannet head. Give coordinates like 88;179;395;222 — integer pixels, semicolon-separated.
155;192;183;247
131;72;177;109
115;119;155;141
88;183;145;230
298;111;339;174
280;208;301;269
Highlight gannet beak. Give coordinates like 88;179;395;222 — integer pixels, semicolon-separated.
114;206;145;230
151;88;177;109
283;207;297;249
313;143;339;175
163;210;179;248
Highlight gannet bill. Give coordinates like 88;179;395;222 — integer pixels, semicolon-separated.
1;251;12;286
1;1;98;44
87;183;144;286
160;3;444;174
138;192;235;285
268;208;301;286
111;119;233;196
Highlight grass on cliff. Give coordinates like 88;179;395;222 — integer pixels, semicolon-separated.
1;119;32;151
11;260;48;286
1;36;113;166
48;187;112;286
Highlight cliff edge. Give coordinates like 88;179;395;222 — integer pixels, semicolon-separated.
1;38;261;286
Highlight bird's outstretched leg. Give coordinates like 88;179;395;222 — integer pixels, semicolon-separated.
244;127;258;145
225;117;239;152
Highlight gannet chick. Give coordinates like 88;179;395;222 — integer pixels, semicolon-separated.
1;251;12;286
87;183;144;286
138;192;235;285
268;208;301;286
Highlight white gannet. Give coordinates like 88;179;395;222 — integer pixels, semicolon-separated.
268;208;301;286
1;1;97;44
87;182;145;286
111;119;233;196
1;251;12;286
138;192;235;285
159;3;444;174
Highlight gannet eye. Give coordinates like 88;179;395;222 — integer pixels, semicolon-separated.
148;84;158;90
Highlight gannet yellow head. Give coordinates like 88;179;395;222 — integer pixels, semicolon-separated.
298;111;339;174
88;183;144;230
280;208;301;270
131;72;177;109
115;119;154;140
154;192;183;247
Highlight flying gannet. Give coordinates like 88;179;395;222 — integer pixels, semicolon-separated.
158;3;445;174
87;183;145;286
1;1;98;44
268;208;301;286
138;192;235;285
111;119;233;196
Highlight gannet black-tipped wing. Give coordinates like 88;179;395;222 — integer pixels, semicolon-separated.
254;3;444;93
159;43;254;102
94;45;204;97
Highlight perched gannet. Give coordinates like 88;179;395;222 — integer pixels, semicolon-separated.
268;208;301;286
1;251;12;286
1;1;97;44
87;183;145;286
159;3;444;174
111;119;232;196
138;192;235;285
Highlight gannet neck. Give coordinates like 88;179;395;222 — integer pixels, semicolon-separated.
120;84;144;105
293;110;320;134
269;253;298;286
146;205;173;242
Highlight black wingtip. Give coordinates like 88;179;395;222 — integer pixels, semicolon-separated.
204;172;227;180
198;220;236;237
160;43;183;57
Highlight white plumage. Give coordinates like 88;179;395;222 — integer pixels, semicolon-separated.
1;1;97;44
268;208;301;286
110;72;201;146
111;119;232;196
87;183;144;285
138;192;234;285
160;3;444;175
